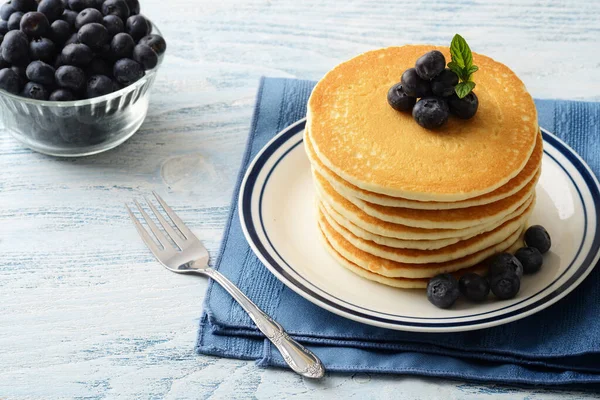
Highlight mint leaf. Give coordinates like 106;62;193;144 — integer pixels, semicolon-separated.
455;81;476;99
447;62;463;77
449;34;478;98
450;34;472;69
467;65;479;76
447;61;458;70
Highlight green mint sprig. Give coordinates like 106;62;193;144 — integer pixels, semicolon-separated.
447;34;478;98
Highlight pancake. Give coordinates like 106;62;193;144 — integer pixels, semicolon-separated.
314;168;536;236
317;208;525;279
314;168;539;229
318;224;521;289
305;129;543;210
319;196;534;264
307;45;538;201
315;174;533;240
320;197;533;250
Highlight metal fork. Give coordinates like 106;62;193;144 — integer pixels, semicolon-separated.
126;192;325;379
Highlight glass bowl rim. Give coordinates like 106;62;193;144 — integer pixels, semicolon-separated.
0;22;164;108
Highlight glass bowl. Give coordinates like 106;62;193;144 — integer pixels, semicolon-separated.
0;24;164;157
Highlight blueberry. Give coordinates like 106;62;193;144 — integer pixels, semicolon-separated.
124;0;139;15
55;64;85;91
53;52;66;68
110;32;133;59
458;272;490;302
21;81;49;99
387;83;416;112
400;68;431;98
90;0;105;10
138;34;166;56
412;97;449;129
60;9;78;27
488;252;524;279
37;0;65;22
448;92;479;119
102;14;123;37
61;43;92;66
0;20;7;35
64;31;79;46
67;0;95;12
29;37;56;62
431;69;459;97
1;29;29;65
75;7;102;29
26;60;55;85
86;74;117;98
0;52;9;69
515;247;543;275
11;0;37;12
524;225;551;254
0;2;16;21
49;19;71;45
427;273;460;309
59;118;92;144
94;43;112;60
415;50;446;80
78;22;108;49
20;11;50;38
125;14;149;41
0;67;20;93
490;272;520;300
102;0;130;20
49;87;76;101
85;57;112;76
10;64;25;85
10;64;25;78
113;57;143;85
7;11;24;31
132;43;157;70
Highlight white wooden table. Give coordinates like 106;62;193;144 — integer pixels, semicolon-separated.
2;0;600;398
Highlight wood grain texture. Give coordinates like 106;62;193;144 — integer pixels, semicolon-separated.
1;0;600;398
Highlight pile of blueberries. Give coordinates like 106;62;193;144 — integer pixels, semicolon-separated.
0;0;166;101
427;225;552;309
387;50;478;129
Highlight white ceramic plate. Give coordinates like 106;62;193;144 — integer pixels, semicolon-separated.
239;119;600;332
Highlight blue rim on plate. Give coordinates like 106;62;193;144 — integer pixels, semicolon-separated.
239;118;600;332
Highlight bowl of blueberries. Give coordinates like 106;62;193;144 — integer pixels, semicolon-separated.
0;0;167;157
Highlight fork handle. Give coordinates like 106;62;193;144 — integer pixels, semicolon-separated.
203;267;325;379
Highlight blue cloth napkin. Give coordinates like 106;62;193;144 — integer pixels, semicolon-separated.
197;77;600;388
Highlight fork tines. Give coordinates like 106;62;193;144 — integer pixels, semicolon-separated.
126;191;193;254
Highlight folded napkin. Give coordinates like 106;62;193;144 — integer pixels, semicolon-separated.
197;77;600;388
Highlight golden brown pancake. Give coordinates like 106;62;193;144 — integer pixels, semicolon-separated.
315;173;535;240
305;129;543;210
319;198;534;263
307;45;538;201
314;168;539;229
317;208;525;279
318;224;522;289
313;166;535;234
319;197;533;250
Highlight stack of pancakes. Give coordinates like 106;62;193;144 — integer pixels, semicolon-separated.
306;45;541;289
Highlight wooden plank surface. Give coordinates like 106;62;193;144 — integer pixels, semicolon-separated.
1;0;600;398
